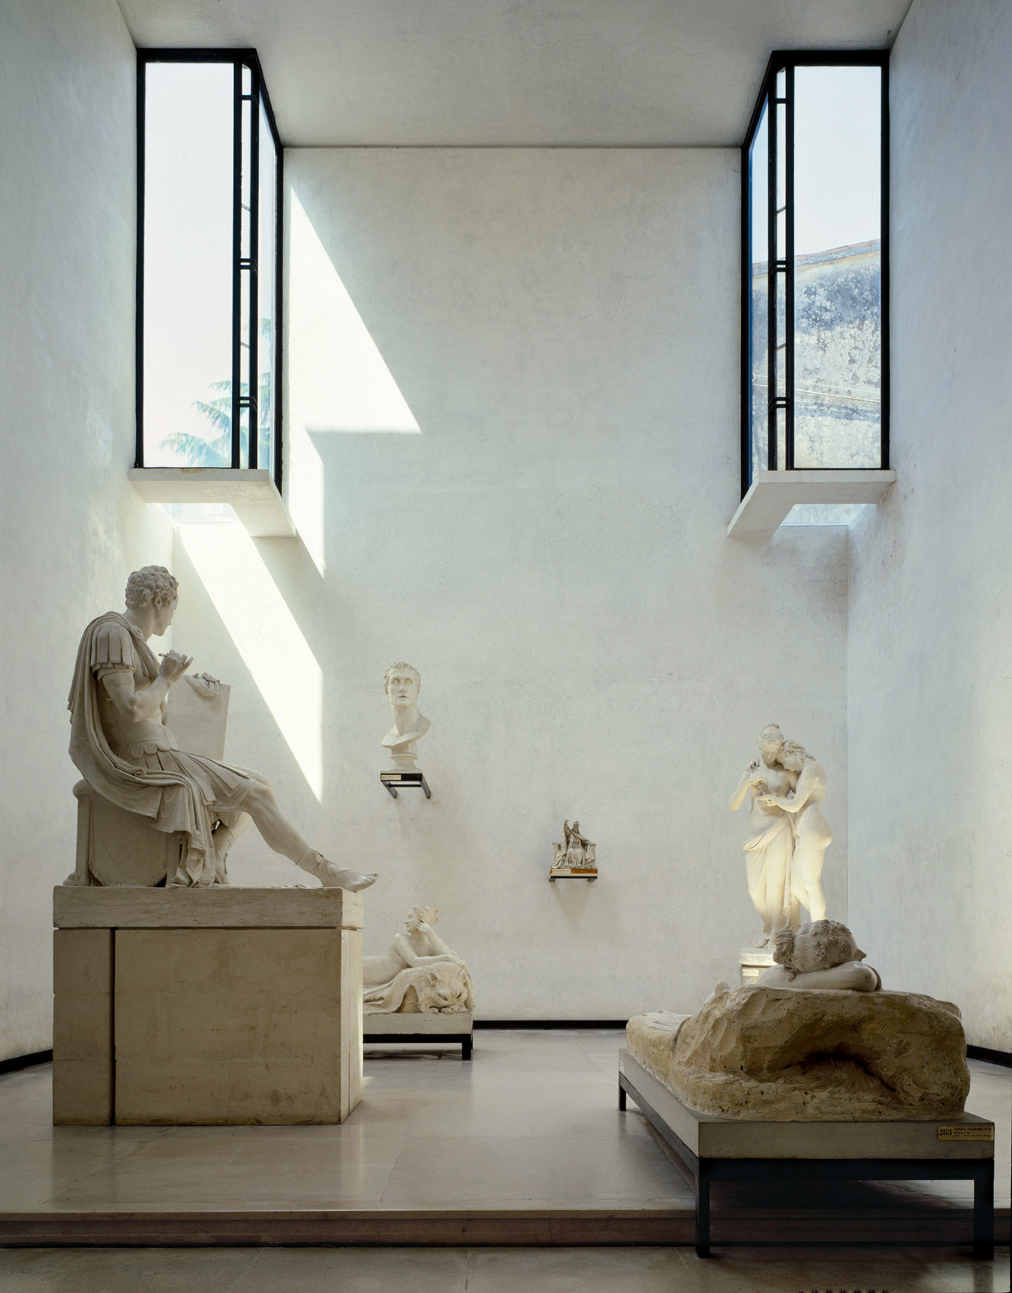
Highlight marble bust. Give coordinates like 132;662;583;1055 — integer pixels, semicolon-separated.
381;662;430;772
363;905;474;1014
758;920;880;991
67;565;377;891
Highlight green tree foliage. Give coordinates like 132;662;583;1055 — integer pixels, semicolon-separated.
159;322;273;467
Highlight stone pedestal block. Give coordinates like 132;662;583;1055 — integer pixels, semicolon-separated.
52;928;114;1125
738;946;775;986
53;887;363;1126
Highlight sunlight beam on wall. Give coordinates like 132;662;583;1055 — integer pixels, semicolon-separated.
178;523;323;799
288;423;326;576
288;190;421;435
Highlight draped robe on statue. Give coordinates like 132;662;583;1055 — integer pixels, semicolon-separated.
743;810;800;938
68;613;255;886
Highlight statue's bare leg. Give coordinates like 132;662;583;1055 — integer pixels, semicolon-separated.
241;778;377;891
793;844;827;922
211;810;252;884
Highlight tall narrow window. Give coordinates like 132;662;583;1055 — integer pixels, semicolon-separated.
742;52;888;496
137;51;282;484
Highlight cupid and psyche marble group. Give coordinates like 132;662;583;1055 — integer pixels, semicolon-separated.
730;722;832;950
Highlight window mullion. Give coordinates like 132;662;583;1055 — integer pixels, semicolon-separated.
231;61;243;470
785;63;795;471
766;79;777;473
248;71;260;471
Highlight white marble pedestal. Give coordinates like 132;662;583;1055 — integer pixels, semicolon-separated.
739;946;775;986
363;1010;473;1060
52;887;363;1126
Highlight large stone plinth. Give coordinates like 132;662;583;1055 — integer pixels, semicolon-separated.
627;986;971;1121
53;887;363;1127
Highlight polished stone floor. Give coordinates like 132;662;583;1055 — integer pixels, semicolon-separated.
0;1243;1008;1291
0;1031;1008;1290
0;1029;1007;1212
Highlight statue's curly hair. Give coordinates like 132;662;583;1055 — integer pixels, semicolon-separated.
125;566;178;610
384;662;420;695
773;920;856;980
406;905;438;927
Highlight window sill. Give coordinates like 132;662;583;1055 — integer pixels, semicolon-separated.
128;469;295;538
727;469;896;539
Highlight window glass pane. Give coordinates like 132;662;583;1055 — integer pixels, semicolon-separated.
793;65;881;469
257;105;277;477
749;103;768;480
143;63;234;467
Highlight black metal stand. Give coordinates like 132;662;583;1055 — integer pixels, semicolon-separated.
618;1070;995;1260
381;771;431;799
364;1032;471;1061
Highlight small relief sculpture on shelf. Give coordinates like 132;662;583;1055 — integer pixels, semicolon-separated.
550;820;597;879
363;906;474;1014
66;565;378;892
380;662;431;797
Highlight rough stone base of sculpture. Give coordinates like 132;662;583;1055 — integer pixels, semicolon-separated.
627;987;970;1121
364;961;472;1015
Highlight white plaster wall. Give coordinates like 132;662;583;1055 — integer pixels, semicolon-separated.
848;0;1012;1048
0;0;171;1060
172;147;850;1018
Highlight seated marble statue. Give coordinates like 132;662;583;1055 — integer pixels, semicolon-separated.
363;906;474;1014
67;565;377;891
757;920;881;991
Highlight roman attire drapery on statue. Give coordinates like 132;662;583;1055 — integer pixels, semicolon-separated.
66;566;377;891
68;612;255;886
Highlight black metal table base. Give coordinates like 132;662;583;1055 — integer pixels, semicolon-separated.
618;1071;994;1259
364;1033;472;1061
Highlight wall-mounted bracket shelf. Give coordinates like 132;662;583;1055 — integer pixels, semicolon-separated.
128;468;295;538
549;870;598;882
381;771;431;800
727;469;897;539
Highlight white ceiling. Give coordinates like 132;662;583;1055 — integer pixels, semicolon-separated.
117;0;913;148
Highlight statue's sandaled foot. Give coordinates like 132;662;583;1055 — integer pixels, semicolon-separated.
332;869;378;891
296;849;378;891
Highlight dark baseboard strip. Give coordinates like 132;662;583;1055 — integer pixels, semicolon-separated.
967;1044;1012;1068
0;1208;1006;1248
473;1020;627;1029
0;1051;52;1077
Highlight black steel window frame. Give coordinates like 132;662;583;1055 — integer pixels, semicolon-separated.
740;49;889;499
135;48;284;489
